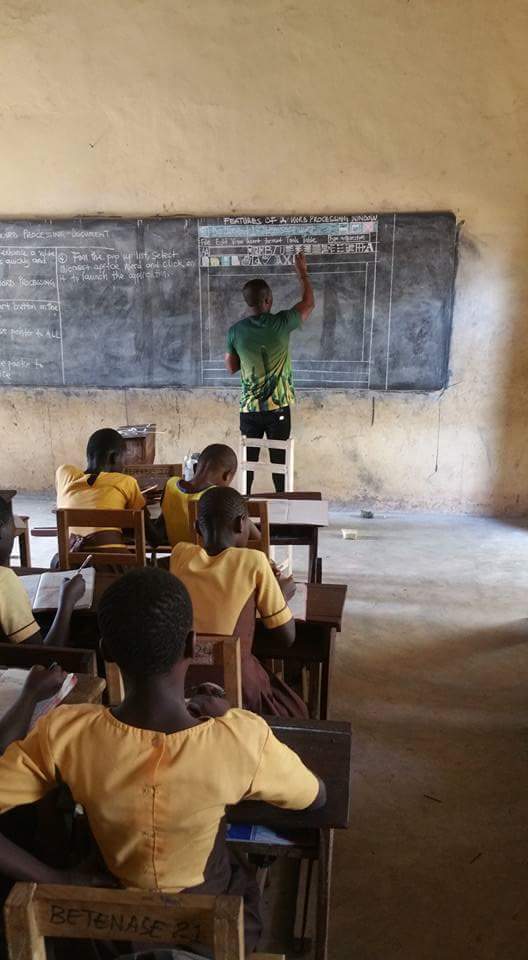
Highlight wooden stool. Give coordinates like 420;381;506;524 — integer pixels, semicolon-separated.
238;436;294;495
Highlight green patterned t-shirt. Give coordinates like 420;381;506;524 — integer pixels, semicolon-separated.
226;309;302;413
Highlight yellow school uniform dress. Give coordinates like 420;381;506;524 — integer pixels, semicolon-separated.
170;544;306;718
161;477;214;546
0;705;318;892
55;464;145;538
0;567;38;644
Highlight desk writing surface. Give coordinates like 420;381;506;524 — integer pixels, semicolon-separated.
228;718;351;830
287;583;346;629
0;673;105;719
266;500;329;527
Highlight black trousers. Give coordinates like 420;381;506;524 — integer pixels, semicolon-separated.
240;406;291;494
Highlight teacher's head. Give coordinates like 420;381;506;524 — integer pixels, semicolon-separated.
242;278;273;314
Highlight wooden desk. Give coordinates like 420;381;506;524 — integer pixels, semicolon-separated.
64;575;345;629
0;643;97;676
0;675;105;716
260;500;329;583
13;569;117;648
144;499;328;572
0;491;32;567
255;582;347;719
20;572;345;718
60;574;345;719
0;642;104;702
123;463;182;504
228;717;350;960
228;718;350;831
288;582;346;630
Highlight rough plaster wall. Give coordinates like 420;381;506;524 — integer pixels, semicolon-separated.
0;0;527;510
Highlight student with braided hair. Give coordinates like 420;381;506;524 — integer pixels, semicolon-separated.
170;486;308;718
55;428;146;552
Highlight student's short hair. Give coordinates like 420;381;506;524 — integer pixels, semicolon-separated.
198;486;248;538
0;496;13;530
197;444;237;476
98;567;193;676
85;428;125;486
242;278;271;309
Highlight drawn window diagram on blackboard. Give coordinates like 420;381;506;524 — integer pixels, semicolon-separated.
198;216;379;389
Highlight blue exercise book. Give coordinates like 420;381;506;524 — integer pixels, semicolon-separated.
226;823;295;845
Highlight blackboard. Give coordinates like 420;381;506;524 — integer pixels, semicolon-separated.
0;213;456;391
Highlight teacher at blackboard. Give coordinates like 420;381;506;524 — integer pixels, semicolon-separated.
224;253;315;494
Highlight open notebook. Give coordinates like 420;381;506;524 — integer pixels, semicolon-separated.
0;668;78;727
19;568;95;612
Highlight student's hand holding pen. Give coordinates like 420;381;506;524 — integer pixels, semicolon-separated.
59;575;85;607
59;554;91;606
22;664;66;704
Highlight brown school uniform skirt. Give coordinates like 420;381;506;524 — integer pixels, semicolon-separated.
188;593;308;720
236;592;307;719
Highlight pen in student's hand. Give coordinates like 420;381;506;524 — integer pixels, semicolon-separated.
63;554;93;582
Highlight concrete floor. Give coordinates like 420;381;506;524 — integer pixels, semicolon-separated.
11;497;528;959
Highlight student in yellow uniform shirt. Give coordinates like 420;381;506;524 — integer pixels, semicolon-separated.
0;497;84;646
170;486;308;718
0;567;324;953
157;443;238;546
55;428;147;552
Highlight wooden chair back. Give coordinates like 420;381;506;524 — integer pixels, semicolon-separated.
0;643;97;676
56;508;146;570
105;636;242;709
103;661;126;706
4;884;246;960
188;499;269;556
123;462;183;497
188;635;243;709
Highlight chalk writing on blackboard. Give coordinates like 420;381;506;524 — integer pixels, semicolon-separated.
0;214;456;390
